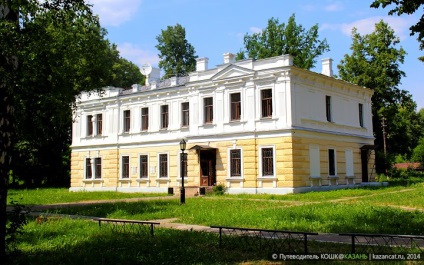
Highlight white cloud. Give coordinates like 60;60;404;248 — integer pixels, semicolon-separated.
322;16;414;40
88;0;142;27
249;27;263;34
324;1;344;12
301;4;316;12
117;43;159;67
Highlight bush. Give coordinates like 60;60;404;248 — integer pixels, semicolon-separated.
212;183;227;195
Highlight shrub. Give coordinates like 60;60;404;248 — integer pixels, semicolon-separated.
212;183;227;195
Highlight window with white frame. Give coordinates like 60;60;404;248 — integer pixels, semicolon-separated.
328;149;336;176
326;96;332;122
96;114;102;136
139;155;148;178
141;107;149;131
161;105;169;129
87;115;93;136
159;154;168;178
230;149;242;177
123;110;131;133
359;103;364;127
204;97;213;124
230;93;241;121
121;156;130;178
261;147;274;176
261;89;272;118
85;157;101;179
181;102;189;127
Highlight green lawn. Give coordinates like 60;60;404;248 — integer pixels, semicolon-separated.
7;183;424;264
7;188;168;205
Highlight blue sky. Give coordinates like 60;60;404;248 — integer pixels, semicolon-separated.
89;0;424;109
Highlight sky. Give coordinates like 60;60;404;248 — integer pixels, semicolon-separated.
88;0;424;109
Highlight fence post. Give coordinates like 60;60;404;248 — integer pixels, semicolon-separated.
150;224;154;236
219;228;222;248
304;234;308;253
351;235;355;253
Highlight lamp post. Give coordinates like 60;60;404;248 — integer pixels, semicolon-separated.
179;139;186;204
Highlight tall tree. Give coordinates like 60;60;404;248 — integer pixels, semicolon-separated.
237;14;330;69
156;24;197;79
0;0;142;256
371;0;424;61
338;20;421;172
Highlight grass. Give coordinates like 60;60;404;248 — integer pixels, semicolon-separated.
7;182;424;264
7;188;168;205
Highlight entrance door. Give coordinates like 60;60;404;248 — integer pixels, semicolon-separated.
361;149;369;182
200;150;216;186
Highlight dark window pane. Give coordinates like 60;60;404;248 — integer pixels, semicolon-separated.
140;155;148;178
141;108;149;131
97;114;102;136
159;154;168;178
95;158;101;179
161;105;169;129
262;148;274;176
326;96;332;122
87;115;93;136
124;110;131;132
182;102;189;127
230;93;241;121
85;158;92;179
328;149;335;176
261;90;272;118
230;149;241;177
359;103;364;127
122;156;129;178
204;97;213;123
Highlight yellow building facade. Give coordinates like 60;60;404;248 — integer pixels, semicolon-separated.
70;54;375;194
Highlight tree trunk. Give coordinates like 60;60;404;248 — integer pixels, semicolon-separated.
0;2;18;256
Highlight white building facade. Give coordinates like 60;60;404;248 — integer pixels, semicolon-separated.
70;54;374;194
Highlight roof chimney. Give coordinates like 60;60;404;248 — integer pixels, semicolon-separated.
196;57;209;71
321;58;333;77
223;53;235;64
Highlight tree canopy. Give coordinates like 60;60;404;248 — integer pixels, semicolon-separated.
337;20;422;171
1;0;143;256
371;0;424;61
156;24;197;79
236;14;330;69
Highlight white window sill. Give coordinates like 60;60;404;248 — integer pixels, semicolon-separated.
225;177;244;182
223;120;247;126
136;178;150;183
118;178;131;182
83;179;103;183
156;178;170;183
258;176;277;180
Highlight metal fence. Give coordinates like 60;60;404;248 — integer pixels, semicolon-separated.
211;225;318;253
94;218;160;236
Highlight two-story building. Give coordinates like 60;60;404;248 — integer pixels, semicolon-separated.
70;53;375;194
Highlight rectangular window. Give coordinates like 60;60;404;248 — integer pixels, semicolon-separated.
359;103;364;127
181;102;189;127
159;154;168;178
161;105;169;129
87;115;93;136
139;155;148;178
328;149;336;176
230;93;241;121
230;149;241;177
141;107;149;131
122;156;129;179
94;158;102;179
326;96;332;122
85;158;92;179
261;148;274;176
123;110;131;133
96;114;102;136
204;97;213;124
261;89;272;118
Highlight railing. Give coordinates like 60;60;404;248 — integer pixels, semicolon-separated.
339;233;424;254
211;225;318;253
94;218;160;236
118;76;190;95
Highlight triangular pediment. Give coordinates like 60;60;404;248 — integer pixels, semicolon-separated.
210;65;254;81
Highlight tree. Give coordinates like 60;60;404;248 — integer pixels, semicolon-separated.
156;24;197;79
371;0;424;61
1;0;143;256
338;20;422;172
237;14;330;69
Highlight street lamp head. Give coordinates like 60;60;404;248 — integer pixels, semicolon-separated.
179;139;186;151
